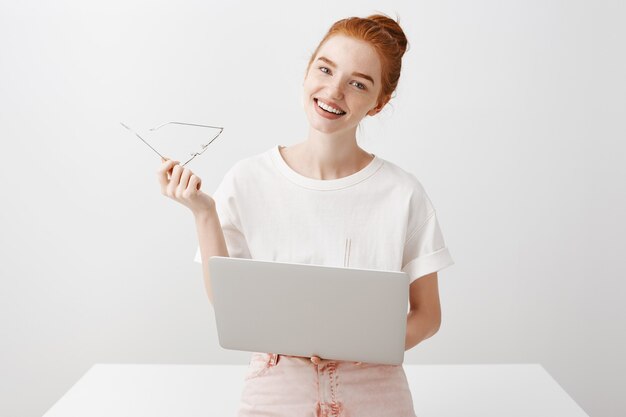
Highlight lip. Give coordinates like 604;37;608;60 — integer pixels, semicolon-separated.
315;98;346;113
314;98;346;120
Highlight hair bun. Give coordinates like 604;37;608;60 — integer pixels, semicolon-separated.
366;13;409;57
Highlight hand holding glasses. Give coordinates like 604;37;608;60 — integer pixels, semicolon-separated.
121;120;224;215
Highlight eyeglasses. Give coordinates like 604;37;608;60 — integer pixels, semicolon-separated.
120;121;224;166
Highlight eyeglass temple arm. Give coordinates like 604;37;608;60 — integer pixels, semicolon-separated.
151;121;224;160
149;121;224;131
120;122;165;159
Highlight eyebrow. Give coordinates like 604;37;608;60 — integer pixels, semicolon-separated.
316;56;375;86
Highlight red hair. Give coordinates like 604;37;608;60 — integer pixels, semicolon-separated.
305;12;410;112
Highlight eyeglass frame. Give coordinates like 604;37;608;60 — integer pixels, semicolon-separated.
120;121;224;166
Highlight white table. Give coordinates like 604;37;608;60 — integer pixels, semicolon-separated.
42;363;588;417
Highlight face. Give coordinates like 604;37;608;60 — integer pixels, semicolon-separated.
302;34;386;135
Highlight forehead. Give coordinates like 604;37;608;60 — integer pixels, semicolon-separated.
316;34;381;76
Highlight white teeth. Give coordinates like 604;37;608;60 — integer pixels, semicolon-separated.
317;99;345;115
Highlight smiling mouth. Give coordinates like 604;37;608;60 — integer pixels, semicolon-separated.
314;98;346;115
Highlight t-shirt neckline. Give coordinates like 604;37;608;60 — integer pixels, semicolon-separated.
270;144;384;191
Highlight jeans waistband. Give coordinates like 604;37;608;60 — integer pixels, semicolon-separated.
268;353;364;367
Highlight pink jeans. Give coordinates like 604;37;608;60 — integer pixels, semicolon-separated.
237;352;417;417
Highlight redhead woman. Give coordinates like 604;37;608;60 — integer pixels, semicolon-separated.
157;13;454;417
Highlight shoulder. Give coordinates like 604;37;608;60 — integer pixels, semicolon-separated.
233;146;274;172
221;147;274;188
378;156;429;198
378;157;436;232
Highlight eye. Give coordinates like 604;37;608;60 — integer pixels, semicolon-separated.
318;67;366;90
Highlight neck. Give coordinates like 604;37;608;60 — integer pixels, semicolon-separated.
291;126;372;180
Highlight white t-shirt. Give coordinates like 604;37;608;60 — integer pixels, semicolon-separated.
194;145;454;284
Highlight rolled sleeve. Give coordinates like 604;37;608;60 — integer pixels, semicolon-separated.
401;210;454;284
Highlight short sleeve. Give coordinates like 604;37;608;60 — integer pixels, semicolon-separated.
194;164;251;264
401;180;454;284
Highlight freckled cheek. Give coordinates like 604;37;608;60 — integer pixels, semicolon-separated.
302;80;316;96
305;74;328;90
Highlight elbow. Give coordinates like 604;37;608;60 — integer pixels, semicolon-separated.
433;319;441;336
430;312;442;336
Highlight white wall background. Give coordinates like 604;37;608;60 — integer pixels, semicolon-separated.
1;0;624;416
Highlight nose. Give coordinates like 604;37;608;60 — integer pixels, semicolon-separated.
326;77;345;101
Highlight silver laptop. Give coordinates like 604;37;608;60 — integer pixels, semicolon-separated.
208;256;409;365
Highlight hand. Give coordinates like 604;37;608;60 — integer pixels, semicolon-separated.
310;355;362;366
157;156;215;216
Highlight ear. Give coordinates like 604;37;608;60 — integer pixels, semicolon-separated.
367;105;382;117
368;94;391;116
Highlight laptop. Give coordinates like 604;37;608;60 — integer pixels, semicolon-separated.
208;256;409;365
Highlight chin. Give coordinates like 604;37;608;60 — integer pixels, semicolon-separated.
306;116;337;133
305;112;348;136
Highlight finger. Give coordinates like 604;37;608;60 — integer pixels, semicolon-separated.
157;159;178;189
157;158;177;175
188;174;201;191
166;163;183;196
177;167;193;197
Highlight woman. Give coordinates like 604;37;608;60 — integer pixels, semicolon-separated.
158;13;454;417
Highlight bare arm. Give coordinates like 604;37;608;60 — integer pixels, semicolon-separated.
405;271;442;350
156;156;230;306
194;208;230;306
